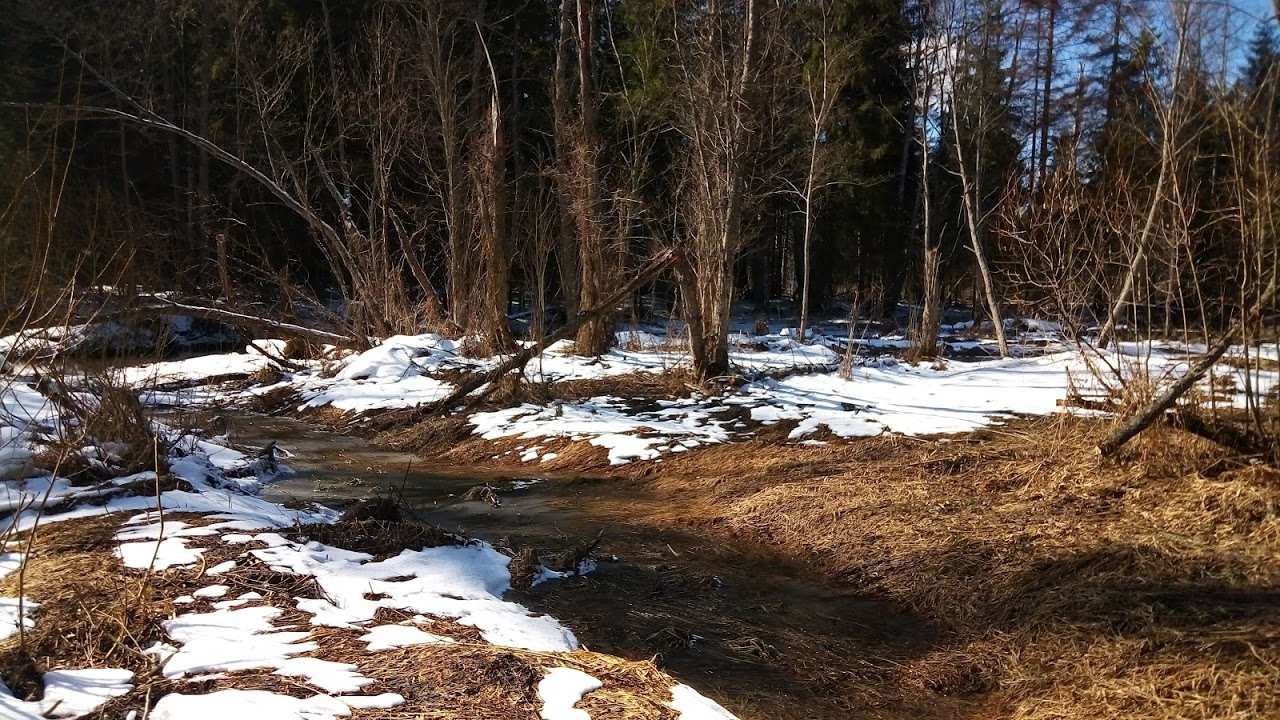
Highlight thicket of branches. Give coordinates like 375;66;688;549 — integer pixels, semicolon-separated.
0;0;1276;378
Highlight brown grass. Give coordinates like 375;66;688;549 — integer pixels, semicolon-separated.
226;365;1280;718
290;518;458;560
0;513;173;705
621;416;1280;719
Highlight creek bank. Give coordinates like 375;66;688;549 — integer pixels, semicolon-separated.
217;405;1280;720
206;409;950;720
0;412;746;720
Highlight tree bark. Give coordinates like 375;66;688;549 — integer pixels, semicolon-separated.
947;98;1009;357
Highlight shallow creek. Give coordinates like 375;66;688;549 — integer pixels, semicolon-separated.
198;411;948;720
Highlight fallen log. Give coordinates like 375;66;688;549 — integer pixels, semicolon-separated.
23;299;360;351
427;249;677;414
148;300;360;347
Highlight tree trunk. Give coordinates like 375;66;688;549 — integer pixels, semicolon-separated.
916;246;941;359
1039;1;1055;189
947;97;1008;357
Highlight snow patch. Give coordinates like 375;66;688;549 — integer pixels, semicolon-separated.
359;623;455;651
669;684;739;719
0;668;132;720
538;667;603;720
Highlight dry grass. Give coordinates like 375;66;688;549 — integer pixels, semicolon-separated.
0;513;174;704
626;416;1280;719
30;374;166;482
290;518;458;560
231;366;1280;718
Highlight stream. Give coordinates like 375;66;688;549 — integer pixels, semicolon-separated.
200;411;947;719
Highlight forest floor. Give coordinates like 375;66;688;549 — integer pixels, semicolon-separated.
2;319;1279;718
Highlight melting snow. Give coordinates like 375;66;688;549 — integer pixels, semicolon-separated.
538;667;603;720
150;689;353;720
669;684;739;720
0;553;32;641
0;669;133;720
257;541;578;652
359;623;455;651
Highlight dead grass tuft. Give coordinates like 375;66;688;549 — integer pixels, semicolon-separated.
245;384;302;414
0;513;170;706
248;364;284;386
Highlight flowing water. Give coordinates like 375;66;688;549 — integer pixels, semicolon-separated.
200;411;951;720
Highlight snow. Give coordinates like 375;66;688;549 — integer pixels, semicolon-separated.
0;384;57;484
150;689;353;720
273;657;374;694
116;536;205;570
80;323;1279;471
257;542;578;652
471;397;732;465
206;560;237;574
537;667;602;720
298;334;459;411
0;596;35;642
9;320;1277;720
118;349;273;388
732;353;1082;438
0;669;133;720
0;553;34;642
669;684;739;720
161;605;318;677
359;623;455;651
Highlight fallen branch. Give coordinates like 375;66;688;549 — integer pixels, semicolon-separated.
22;298;359;351
427;250;677;413
1098;275;1277;456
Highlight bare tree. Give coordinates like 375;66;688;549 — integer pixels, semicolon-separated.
671;0;772;379
1094;0;1201;350
793;3;853;343
910;0;944;358
553;0;617;356
469;21;515;354
939;0;1009;357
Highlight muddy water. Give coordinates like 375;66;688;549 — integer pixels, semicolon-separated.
209;412;949;720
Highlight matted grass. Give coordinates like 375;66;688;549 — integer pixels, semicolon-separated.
622;416;1280;719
